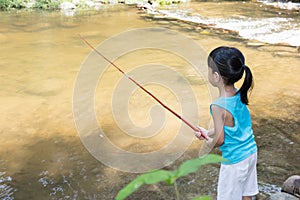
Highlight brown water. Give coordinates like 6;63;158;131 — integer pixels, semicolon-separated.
0;3;299;200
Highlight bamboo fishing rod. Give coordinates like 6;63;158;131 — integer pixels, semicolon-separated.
78;34;208;140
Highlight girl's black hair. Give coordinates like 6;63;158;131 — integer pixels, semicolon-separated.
207;46;253;105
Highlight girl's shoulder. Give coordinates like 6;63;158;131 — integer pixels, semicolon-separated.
210;92;246;115
212;92;240;105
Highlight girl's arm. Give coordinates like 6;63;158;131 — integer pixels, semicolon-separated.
210;105;225;147
196;105;228;147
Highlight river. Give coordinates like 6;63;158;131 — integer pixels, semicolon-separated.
0;2;299;200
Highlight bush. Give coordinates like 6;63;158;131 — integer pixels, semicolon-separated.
0;0;27;10
0;0;62;10
33;0;61;10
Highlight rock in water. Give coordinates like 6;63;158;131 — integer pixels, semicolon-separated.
269;192;299;200
60;2;76;10
282;175;300;198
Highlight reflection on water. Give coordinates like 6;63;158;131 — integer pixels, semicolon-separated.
0;2;299;199
258;182;281;195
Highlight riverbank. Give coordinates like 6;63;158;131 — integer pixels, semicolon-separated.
140;0;300;47
1;0;300;12
0;0;187;11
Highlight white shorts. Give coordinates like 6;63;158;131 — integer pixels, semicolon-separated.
217;152;258;200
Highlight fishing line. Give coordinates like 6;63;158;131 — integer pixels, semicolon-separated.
78;34;208;140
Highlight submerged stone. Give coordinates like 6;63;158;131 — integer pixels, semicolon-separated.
22;78;64;96
269;192;299;200
0;34;7;44
246;42;266;47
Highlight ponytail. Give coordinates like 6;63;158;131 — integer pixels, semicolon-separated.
207;46;254;105
239;65;253;105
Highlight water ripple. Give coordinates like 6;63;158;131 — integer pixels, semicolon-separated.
0;172;14;200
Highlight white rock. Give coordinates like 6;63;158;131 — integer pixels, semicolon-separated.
72;0;80;6
60;1;76;10
85;0;95;7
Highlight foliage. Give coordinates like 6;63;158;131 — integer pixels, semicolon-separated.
0;0;189;10
193;196;212;200
0;0;61;10
116;154;226;200
33;0;61;10
0;0;27;10
154;0;184;5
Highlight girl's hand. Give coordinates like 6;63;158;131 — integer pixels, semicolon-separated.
195;126;208;140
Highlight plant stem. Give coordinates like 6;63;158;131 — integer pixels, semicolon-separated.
174;180;180;200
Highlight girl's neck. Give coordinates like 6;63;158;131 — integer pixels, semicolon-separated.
218;84;236;98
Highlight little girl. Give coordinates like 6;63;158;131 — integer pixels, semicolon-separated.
195;46;258;200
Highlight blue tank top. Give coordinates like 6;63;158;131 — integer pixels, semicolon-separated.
210;92;257;164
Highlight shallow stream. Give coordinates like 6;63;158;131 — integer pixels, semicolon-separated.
0;2;299;199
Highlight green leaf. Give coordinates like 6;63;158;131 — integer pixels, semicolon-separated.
176;154;226;178
193;195;212;200
115;170;175;200
115;154;225;200
144;170;175;185
165;176;177;185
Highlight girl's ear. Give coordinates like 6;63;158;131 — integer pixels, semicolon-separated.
213;71;221;82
